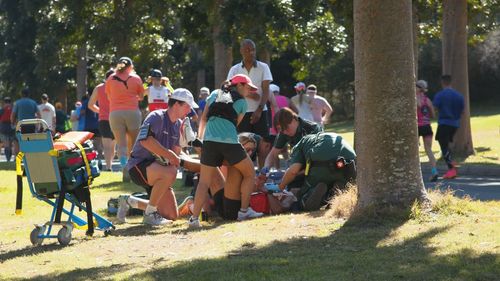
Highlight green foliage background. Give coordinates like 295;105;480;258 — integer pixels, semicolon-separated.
0;0;498;117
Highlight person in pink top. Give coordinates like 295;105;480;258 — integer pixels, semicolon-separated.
269;84;298;135
416;80;438;181
307;84;333;127
89;69;116;171
105;57;145;180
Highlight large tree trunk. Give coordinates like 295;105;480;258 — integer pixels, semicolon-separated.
442;0;474;157
76;45;87;101
113;0;133;56
354;0;428;207
412;2;419;75
212;0;232;87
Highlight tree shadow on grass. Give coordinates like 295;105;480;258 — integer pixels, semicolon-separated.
127;214;499;281
0;244;72;263
10;264;131;281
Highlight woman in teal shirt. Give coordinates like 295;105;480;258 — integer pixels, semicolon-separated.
189;74;264;227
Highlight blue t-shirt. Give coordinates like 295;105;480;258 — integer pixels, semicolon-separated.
198;99;207;112
203;90;247;144
433;88;464;127
126;110;181;169
82;99;99;131
13;98;39;121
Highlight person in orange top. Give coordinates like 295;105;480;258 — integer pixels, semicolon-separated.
105;57;144;180
89;69;116;171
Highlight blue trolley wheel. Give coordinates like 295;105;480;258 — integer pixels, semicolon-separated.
30;227;44;246
57;226;72;246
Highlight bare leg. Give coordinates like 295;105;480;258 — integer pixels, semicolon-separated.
146;163;178;219
102;137;115;170
232;156;256;209
192;165;217;217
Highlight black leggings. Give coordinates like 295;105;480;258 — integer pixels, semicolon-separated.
436;125;458;169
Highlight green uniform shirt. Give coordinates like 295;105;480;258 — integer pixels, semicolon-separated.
290;132;356;187
273;117;322;149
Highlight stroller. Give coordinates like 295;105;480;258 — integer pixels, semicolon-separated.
15;119;114;246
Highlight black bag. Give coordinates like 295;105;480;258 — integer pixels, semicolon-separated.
206;89;243;126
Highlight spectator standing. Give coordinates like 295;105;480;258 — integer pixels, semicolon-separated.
70;101;82;131
415;80;438;181
0;97;15;161
105;57;145;180
227;39;273;141
144;69;171;112
433;75;464;179
291;82;314;122
11;88;40;133
54;102;69;134
38;94;56;132
197;87;210;116
307;84;333;127
89;69;116;171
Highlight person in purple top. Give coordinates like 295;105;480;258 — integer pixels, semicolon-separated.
433;74;464;179
117;88;199;226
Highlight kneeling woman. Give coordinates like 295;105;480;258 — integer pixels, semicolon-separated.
189;74;264;227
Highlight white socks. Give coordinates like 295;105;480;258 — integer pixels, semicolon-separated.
145;204;158;215
127;196;139;208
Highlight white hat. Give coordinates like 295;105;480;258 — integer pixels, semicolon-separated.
416;80;428;92
200;87;209;94
269;84;280;93
171;88;199;109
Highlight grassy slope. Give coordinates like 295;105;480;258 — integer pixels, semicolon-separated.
0;169;499;281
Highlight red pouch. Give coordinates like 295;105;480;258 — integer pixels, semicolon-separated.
250;192;270;214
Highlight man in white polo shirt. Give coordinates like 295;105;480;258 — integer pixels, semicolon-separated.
227;39;273;140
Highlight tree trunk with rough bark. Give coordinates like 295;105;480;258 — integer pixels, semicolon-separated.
442;0;474;157
76;45;87;101
412;2;419;75
354;0;428;208
212;0;232;87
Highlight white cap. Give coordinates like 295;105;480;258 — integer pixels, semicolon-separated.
269;84;280;93
416;80;428;92
200;87;209;94
171;88;199;109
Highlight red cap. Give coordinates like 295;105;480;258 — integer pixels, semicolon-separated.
230;74;258;90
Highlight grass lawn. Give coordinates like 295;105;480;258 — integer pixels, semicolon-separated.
326;102;500;167
0;168;499;280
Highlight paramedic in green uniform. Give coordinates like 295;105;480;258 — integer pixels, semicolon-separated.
277;132;356;211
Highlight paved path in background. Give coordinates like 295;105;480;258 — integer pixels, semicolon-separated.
422;172;500;201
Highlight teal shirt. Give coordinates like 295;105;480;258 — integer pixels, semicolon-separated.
290;132;356;187
204;90;247;144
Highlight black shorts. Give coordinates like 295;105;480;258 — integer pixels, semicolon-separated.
418;124;433;137
128;159;155;195
237;111;269;138
98;120;114;139
200;141;248;167
435;124;457;144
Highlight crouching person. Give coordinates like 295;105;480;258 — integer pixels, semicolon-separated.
277;132;356;211
117;88;198;225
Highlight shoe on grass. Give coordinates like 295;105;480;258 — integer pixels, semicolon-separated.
143;211;172;226
116;194;130;224
237;207;263;221
188;216;201;228
429;174;439;182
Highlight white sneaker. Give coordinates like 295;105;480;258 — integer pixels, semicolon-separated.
188;216;201;228
237;207;264;221
116;195;130;223
143;211;172;226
